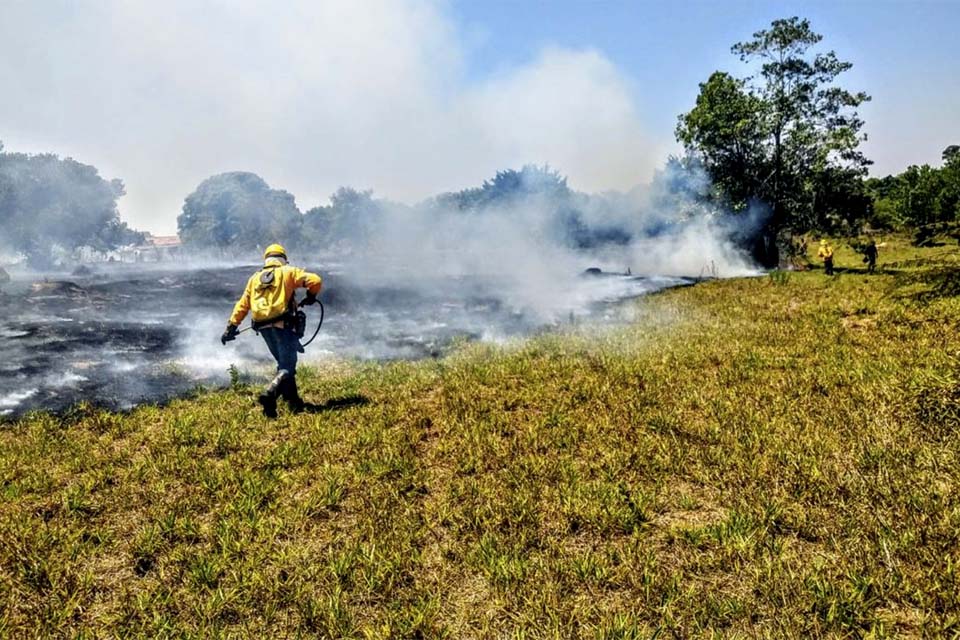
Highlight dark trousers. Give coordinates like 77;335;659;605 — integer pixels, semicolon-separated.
259;327;299;376
824;257;834;276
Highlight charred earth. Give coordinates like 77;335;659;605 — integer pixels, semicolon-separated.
1;264;692;417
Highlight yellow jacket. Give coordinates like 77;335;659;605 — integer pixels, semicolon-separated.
230;257;322;326
817;244;834;260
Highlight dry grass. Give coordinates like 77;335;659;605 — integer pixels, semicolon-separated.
1;234;959;638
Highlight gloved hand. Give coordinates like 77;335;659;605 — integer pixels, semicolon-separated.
221;323;239;345
301;292;318;306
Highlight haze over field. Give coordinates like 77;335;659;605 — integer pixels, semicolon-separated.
0;1;652;233
1;0;957;233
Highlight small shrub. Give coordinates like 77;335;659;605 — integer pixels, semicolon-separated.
768;269;791;285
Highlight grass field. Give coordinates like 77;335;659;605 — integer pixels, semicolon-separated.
1;235;959;638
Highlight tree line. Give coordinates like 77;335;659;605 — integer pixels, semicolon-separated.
175;165;645;258
865;146;960;244
675;16;959;264
4;16;956;269
0;142;143;267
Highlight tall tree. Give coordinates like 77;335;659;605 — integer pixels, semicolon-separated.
943;145;960;166
177;172;302;253
677;17;871;264
731;17;871;231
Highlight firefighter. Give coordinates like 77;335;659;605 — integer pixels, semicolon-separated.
817;239;835;276
863;239;878;273
221;244;322;417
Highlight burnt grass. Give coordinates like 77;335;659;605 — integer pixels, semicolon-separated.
1;236;959;637
2;263;687;417
0;266;256;415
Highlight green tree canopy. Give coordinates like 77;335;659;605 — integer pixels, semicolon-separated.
942;145;960;166
177;172;302;253
677;16;871;247
434;165;572;212
302;187;383;249
675;72;766;211
864;144;960;239
0;142;142;266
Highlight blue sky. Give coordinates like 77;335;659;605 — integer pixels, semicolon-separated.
452;0;960;175
1;1;957;233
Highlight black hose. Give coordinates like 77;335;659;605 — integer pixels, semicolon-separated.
300;300;324;348
235;298;324;346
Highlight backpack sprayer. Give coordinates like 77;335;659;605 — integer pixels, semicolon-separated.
233;296;325;350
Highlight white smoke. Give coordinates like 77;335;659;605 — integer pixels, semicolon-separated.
0;0;656;234
332;170;757;324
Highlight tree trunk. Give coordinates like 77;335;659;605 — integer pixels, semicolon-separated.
773;127;782;231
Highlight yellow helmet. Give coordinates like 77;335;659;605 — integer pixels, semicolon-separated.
263;243;287;260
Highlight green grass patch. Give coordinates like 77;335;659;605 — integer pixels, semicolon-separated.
1;235;959;637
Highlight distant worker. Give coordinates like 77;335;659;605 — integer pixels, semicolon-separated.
863;239;878;273
817;239;835;276
221;244;322;418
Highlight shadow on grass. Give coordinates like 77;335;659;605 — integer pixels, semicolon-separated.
301;394;370;413
839;266;910;276
896;265;960;302
808;265;905;277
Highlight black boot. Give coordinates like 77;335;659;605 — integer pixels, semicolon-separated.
258;371;288;419
280;375;306;414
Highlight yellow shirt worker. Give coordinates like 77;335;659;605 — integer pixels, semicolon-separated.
222;244;322;417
